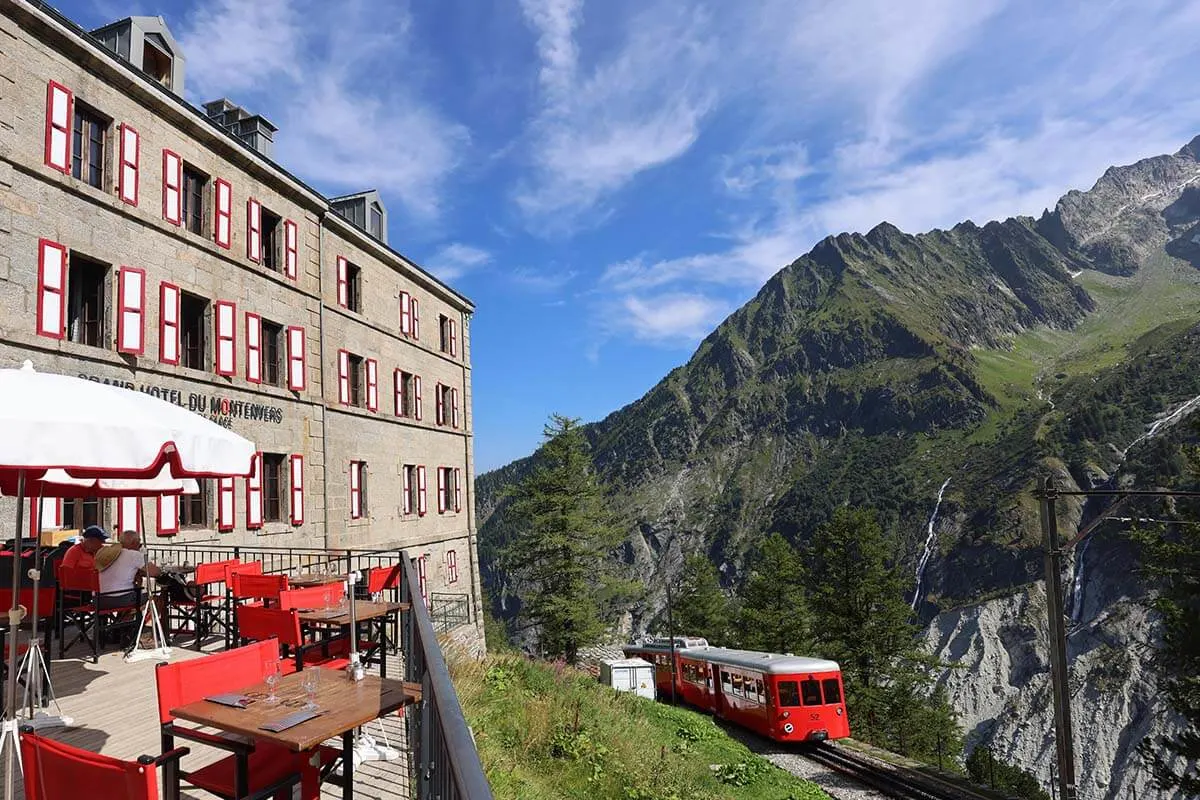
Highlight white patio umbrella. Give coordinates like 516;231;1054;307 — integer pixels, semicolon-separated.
0;465;200;499
0;361;255;799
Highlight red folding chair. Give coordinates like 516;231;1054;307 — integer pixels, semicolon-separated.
168;558;238;650
277;584;345;612
56;565;140;663
20;725;188;800
235;605;350;674
365;564;402;654
155;640;339;800
223;561;262;649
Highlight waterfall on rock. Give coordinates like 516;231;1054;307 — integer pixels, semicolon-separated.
1121;391;1200;456
1071;536;1093;623
911;478;951;611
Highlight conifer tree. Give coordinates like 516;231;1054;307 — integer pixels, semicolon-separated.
501;414;637;663
1134;446;1200;794
806;506;961;759
671;554;731;644
736;533;810;654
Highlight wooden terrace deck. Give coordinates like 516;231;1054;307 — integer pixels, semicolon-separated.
0;640;412;799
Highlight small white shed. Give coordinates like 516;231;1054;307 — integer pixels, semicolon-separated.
599;657;655;701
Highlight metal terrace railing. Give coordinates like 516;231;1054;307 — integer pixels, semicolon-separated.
144;542;494;800
430;592;471;634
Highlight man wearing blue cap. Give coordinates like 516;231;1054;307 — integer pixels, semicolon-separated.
61;525;107;571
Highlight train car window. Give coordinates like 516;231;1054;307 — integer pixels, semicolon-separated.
721;671;731;691
755;679;765;703
733;674;745;696
822;678;842;704
778;680;801;707
801;679;823;705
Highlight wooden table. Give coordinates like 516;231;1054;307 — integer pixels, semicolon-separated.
299;601;408;678
172;668;421;800
290;572;349;588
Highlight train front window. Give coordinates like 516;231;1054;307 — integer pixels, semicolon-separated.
778;680;800;707
822;678;842;704
801;679;823;705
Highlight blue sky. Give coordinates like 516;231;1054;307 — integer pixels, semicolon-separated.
65;0;1200;471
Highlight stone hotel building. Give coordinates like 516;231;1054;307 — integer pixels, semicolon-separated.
0;2;481;634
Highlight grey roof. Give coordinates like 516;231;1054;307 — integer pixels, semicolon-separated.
678;646;840;675
624;636;709;652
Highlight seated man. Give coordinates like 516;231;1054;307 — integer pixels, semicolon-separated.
61;525;107;570
96;530;161;610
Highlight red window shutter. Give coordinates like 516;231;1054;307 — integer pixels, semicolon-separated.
336;257;348;307
289;454;305;525
337;349;350;405
349;462;361;519
417;466;427;516
116;266;146;355
35;239;67;340
246;198;262;262
447;550;458;584
214;178;233;248
284;220;298;280
399;291;411;335
214;301;237;375
402;467;413;515
44;81;72;173
454;467;463;512
159;282;181;364
411;297;420;340
366;358;379;412
451;388;460;429
246;452;263;530
157;494;179;536
245;313;262;383
393;369;402;416
286;326;306;391
437;467;446;514
217;476;235;532
31;498;63;537
417;556;428;606
450;319;458;357
162;149;182;225
118;124;140;205
414;375;423;420
116;496;140;535
435;383;445;426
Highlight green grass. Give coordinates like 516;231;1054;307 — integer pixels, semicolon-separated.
451;653;831;800
973;255;1200;413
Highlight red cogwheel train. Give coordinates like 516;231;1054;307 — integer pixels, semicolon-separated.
623;637;850;743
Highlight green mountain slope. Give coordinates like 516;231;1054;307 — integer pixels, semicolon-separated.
478;135;1200;626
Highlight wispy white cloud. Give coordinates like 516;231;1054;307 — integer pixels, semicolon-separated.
516;0;717;229
508;267;578;293
426;243;492;282
613;293;731;344
179;0;468;220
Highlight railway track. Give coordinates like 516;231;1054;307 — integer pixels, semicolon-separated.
803;742;1002;800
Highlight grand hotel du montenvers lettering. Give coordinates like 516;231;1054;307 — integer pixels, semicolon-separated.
79;373;284;428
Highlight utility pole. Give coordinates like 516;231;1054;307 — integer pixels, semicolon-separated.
1037;477;1078;800
665;579;677;704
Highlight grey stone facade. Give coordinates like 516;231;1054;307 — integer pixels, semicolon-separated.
0;2;484;644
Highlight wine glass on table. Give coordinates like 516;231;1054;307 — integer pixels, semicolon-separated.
302;668;320;711
264;659;282;705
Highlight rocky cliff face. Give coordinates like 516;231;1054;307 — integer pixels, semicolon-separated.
477;136;1200;794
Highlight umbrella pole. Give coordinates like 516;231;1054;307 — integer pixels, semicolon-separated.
4;470;29;800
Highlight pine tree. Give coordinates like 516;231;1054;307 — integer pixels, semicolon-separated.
671;554;731;644
1134;448;1200;794
500;414;637;663
736;533;810;654
806;507;962;758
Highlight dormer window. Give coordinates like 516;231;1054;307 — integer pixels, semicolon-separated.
369;203;383;239
142;38;172;88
